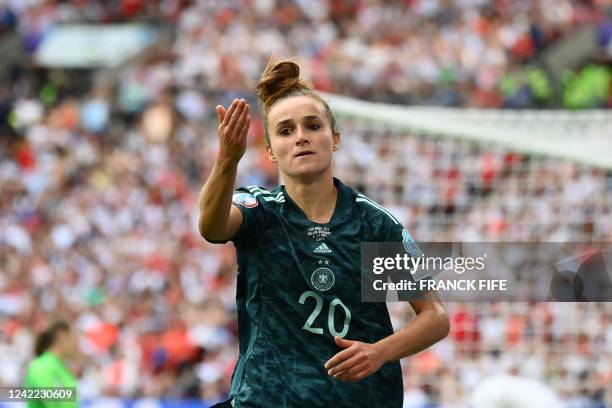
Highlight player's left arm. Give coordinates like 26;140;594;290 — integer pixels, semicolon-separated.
325;291;449;382
325;215;450;382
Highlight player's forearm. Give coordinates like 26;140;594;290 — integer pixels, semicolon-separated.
374;305;449;363
198;158;238;238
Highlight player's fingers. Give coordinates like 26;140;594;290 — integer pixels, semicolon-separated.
234;102;249;140
239;116;251;139
345;361;369;376
227;100;245;131
335;336;354;348
325;346;358;370
327;353;363;376
216;105;226;124
334;365;369;382
221;99;239;127
350;369;372;382
234;103;249;131
333;371;350;381
333;361;368;381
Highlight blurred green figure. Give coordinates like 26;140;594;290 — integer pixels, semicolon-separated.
23;320;79;408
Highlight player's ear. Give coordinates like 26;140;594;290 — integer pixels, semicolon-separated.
332;132;340;152
266;145;277;162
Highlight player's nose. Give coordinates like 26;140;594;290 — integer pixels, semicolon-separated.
295;126;310;145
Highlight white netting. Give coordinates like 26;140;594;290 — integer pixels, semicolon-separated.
329;98;612;243
329;101;612;407
326;93;612;170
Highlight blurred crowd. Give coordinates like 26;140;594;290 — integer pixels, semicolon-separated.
394;302;612;407
1;0;611;108
1;0;612;407
334;122;612;242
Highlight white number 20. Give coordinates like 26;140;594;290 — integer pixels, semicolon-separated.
298;291;351;338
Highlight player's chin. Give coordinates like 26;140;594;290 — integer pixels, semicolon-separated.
288;162;328;177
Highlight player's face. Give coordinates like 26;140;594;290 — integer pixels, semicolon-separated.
266;96;339;180
56;329;79;359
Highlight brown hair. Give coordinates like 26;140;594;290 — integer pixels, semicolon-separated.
256;59;338;147
34;320;70;357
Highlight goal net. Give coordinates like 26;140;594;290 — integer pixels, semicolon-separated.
325;94;612;406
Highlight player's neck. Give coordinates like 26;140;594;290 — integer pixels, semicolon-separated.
47;347;65;361
284;174;337;224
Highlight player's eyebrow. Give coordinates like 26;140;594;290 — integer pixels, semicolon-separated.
275;115;322;129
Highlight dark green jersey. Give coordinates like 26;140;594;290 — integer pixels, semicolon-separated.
210;178;408;407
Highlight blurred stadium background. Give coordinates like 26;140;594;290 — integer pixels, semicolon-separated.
0;0;611;407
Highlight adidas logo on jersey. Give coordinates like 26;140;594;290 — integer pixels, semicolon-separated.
313;243;332;254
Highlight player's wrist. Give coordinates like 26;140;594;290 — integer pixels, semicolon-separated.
372;340;393;364
215;156;240;172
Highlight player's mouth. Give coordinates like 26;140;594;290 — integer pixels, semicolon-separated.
294;151;315;158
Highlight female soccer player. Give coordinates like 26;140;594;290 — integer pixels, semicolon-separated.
24;320;78;408
199;59;450;407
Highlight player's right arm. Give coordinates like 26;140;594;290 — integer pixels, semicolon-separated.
198;98;251;241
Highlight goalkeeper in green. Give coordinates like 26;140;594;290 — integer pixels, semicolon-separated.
23;320;78;408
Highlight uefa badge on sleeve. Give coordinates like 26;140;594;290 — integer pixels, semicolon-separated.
232;192;258;208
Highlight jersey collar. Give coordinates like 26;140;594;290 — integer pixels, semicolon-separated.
281;177;352;224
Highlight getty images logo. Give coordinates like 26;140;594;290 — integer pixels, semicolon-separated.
313;243;332;254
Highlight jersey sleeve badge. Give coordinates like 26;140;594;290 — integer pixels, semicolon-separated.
232;192;259;208
402;228;422;257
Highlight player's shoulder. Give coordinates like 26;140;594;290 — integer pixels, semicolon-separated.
25;354;48;376
233;185;285;210
347;187;402;227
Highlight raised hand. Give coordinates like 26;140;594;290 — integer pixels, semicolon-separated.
216;98;250;166
324;336;385;382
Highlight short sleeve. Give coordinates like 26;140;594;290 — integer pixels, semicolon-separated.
374;215;431;294
375;215;421;256
205;188;263;244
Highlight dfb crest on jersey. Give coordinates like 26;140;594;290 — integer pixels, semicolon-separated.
232;192;258;208
311;267;335;291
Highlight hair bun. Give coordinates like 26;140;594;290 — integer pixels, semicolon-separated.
256;59;311;112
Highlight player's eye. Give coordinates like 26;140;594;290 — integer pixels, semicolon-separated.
279;128;292;136
308;124;321;131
